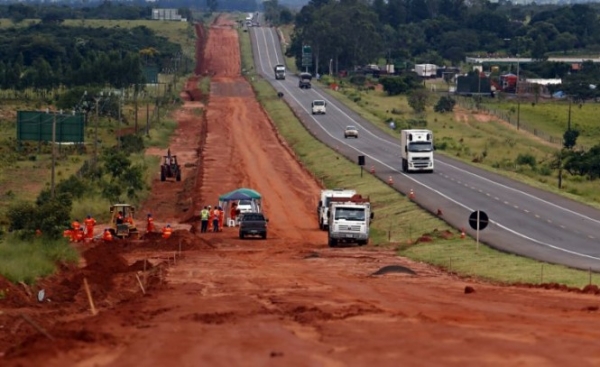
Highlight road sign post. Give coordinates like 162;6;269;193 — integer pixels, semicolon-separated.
302;45;312;73
358;155;365;178
469;210;489;252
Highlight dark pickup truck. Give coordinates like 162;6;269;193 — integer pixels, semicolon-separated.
239;212;268;239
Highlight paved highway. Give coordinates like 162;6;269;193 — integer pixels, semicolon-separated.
249;25;600;271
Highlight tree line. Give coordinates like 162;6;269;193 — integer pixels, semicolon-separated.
287;0;600;76
0;21;182;92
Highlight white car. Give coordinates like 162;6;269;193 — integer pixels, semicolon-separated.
311;100;327;115
236;200;255;213
344;125;359;138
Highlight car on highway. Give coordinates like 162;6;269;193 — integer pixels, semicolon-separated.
311;100;327;115
344;125;359;139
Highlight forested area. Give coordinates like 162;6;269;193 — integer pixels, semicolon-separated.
273;0;600;76
0;5;183;92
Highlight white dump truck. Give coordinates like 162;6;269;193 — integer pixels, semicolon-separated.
400;129;434;173
317;189;356;230
328;195;373;247
274;64;286;80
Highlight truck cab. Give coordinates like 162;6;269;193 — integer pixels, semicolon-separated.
327;196;373;247
311;100;327;115
274;64;286;80
299;72;312;89
400;129;434;173
317;189;356;230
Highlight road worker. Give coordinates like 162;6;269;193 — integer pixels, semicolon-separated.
116;211;124;225
230;202;238;226
74;227;84;242
70;219;81;242
200;206;209;233
218;206;225;231
102;228;113;242
207;205;213;232
162;224;173;239
212;206;220;233
84;214;97;240
147;213;155;233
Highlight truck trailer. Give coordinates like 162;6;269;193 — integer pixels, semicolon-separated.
400;129;434;173
317;189;356;230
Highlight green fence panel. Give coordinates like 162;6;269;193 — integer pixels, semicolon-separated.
17;111;85;143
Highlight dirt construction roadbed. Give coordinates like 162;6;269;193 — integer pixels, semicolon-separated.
2;15;600;367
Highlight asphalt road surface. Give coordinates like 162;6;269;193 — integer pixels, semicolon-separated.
249;25;600;271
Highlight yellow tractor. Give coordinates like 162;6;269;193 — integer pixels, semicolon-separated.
109;204;139;239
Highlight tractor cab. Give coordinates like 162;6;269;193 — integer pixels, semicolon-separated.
161;148;182;182
110;204;139;239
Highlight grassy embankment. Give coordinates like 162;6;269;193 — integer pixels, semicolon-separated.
239;25;598;287
0;19;199;284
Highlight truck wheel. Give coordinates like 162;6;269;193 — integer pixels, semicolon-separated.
319;220;324;230
358;240;368;246
160;168;166;182
239;232;244;239
261;233;267;239
328;237;337;247
176;172;182;181
402;159;408;173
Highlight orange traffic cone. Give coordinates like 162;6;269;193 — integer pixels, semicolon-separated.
370;165;375;174
460;228;465;239
388;176;393;185
409;188;415;200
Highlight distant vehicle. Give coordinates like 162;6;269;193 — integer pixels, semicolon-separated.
236;200;257;213
317;189;357;230
328;195;373;247
344;125;359;139
400;129;434;173
239;212;268;239
274;64;286;80
299;72;312;89
311;100;327;115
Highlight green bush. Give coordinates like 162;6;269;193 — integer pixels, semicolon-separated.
434;96;456;113
515;153;537;168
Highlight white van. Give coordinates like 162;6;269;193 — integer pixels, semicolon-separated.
236;200;257;213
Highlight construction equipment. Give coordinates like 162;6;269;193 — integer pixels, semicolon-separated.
161;148;181;182
109;204;139;239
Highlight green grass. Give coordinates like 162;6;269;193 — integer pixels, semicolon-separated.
239;26;599;288
0;234;79;284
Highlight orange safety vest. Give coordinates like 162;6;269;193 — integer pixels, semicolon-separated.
147;217;155;232
162;227;173;239
103;230;113;242
84;218;96;238
72;221;81;230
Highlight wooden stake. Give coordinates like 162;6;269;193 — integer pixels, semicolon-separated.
20;314;54;341
173;251;177;265
83;278;98;316
179;240;182;255
135;273;146;295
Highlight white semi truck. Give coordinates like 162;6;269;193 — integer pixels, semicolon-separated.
327;195;373;247
274;64;286;80
317;189;356;230
400;129;434;173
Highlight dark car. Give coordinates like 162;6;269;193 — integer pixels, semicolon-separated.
239;212;268;239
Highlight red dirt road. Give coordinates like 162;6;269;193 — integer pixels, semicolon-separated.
3;15;600;367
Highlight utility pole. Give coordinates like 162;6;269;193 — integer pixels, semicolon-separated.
146;102;150;137
134;86;138;134
93;96;100;165
568;97;572;131
516;60;520;130
51;113;57;198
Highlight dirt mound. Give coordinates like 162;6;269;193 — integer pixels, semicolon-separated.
0;276;34;308
113;230;215;252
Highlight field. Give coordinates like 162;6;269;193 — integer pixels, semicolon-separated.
239;26;598;287
0;18;195;283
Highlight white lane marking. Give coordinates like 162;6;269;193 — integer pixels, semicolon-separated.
252;27;600;261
